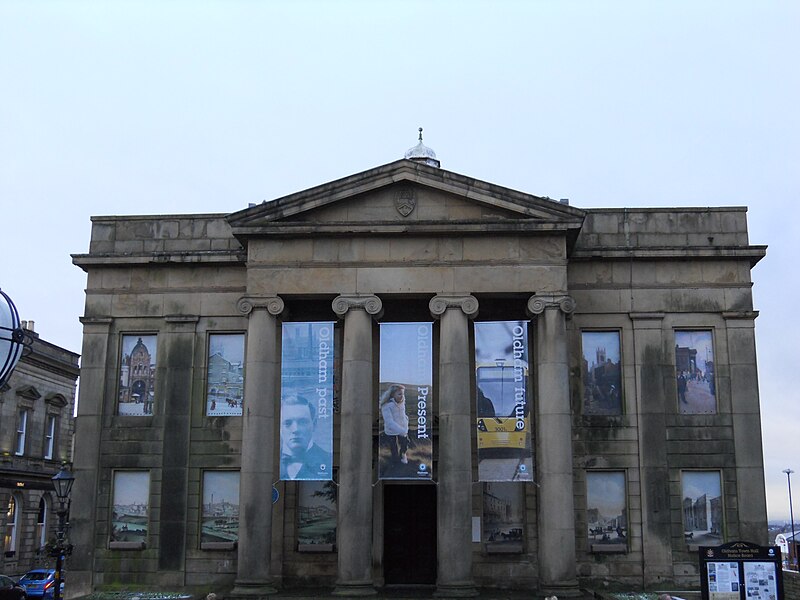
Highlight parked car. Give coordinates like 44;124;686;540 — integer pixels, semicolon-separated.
0;575;26;600
17;570;62;600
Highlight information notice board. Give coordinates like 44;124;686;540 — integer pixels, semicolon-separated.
700;541;783;600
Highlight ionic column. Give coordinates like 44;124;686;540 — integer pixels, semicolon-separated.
430;295;479;598
230;295;285;598
527;295;580;597
332;295;383;597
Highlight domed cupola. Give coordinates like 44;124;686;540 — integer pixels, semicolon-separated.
404;127;440;168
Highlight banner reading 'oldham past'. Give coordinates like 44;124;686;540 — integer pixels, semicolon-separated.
280;322;334;481
378;322;433;480
475;321;533;482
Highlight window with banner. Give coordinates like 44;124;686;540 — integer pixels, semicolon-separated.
682;470;724;546
206;333;245;416
118;334;158;416
675;329;716;414
586;471;628;552
482;482;524;553
201;471;239;550
474;321;533;482
297;479;337;552
581;331;622;415
110;470;150;549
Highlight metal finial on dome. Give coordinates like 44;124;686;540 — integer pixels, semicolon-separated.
404;127;440;168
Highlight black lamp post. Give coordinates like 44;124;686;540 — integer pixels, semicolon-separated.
51;465;75;600
0;288;31;387
784;468;797;570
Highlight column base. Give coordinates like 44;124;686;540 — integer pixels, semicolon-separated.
227;580;278;600
434;583;480;598
332;582;377;596
539;580;583;598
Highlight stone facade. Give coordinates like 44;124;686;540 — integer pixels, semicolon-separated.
69;159;767;596
0;322;79;575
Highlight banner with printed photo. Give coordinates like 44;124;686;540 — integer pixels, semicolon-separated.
206;333;245;416
475;321;533;482
675;330;716;414
280;322;334;481
581;331;622;415
378;322;433;480
111;471;150;544
118;335;157;416
201;471;240;545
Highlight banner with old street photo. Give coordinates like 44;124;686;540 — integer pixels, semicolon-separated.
201;471;239;546
118;335;157;416
581;331;622;415
378;322;433;480
586;471;628;551
675;330;716;414
483;482;524;552
297;480;337;551
682;470;723;546
111;470;149;544
475;321;533;482
280;322;334;481
206;333;245;416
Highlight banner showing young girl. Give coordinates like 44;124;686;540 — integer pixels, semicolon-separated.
279;322;334;481
378;322;433;480
475;321;533;482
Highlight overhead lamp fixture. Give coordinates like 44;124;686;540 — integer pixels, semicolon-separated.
0;288;32;387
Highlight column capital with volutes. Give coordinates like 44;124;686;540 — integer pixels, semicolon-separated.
429;294;479;319
332;294;383;319
526;294;576;317
236;295;286;317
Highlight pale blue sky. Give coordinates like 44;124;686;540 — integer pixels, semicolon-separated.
1;0;797;520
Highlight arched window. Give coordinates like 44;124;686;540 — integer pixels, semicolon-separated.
3;494;21;554
36;497;49;548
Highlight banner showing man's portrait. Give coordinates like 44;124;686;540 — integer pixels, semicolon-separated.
581;331;622;415
475;321;533;482
206;333;245;416
675;330;716;414
118;335;157;416
378;322;433;480
280;322;334;481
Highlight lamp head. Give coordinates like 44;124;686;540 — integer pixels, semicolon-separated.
52;465;75;503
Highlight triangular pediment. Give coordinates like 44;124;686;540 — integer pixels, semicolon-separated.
227;159;585;243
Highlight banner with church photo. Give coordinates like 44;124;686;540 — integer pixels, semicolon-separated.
280;322;334;481
118;335;157;416
675;330;716;414
206;333;245;416
581;331;622;415
378;322;433;480
475;321;533;482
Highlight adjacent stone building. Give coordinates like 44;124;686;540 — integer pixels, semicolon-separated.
0;322;79;574
69;145;768;597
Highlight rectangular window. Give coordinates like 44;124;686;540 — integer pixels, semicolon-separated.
118;334;158;416
586;471;628;552
15;410;28;456
681;470;724;546
44;415;57;460
675;330;716;414
581;331;623;415
110;471;150;549
201;471;240;550
297;479;337;552
206;333;246;416
482;482;524;553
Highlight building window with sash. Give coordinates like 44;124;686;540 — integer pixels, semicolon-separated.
44;415;57;460
15;409;29;456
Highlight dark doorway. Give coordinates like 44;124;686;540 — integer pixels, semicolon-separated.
383;484;437;585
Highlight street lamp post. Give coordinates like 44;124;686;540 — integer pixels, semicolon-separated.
51;465;75;600
783;468;796;570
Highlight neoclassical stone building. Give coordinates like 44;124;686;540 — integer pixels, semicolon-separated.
69;145;767;598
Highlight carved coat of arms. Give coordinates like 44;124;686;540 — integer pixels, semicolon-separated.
394;187;416;217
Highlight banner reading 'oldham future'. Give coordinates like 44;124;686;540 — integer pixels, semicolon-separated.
378;322;433;480
279;322;334;481
475;321;533;482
